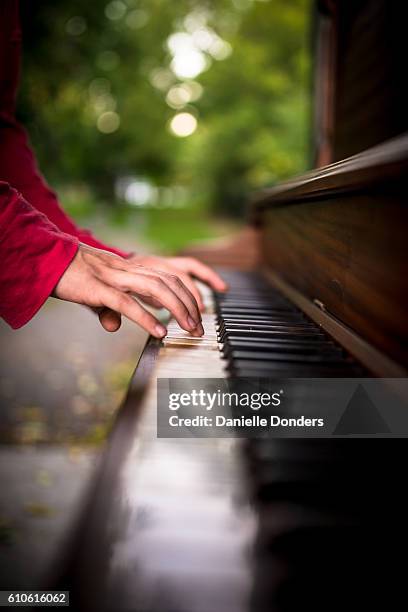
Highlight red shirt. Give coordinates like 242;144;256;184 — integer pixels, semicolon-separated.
0;0;127;328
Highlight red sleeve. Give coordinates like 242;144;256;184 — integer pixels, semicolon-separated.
0;0;129;259
0;117;129;258
0;181;78;329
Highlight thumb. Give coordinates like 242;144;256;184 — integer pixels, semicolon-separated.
98;307;122;332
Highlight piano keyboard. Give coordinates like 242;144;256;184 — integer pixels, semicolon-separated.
162;270;363;379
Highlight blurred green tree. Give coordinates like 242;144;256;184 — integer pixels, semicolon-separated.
18;0;311;216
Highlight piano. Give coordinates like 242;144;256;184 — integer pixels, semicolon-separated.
55;1;408;610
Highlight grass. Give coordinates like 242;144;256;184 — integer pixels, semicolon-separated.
137;207;226;253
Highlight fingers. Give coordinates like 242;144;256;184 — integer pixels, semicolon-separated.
137;296;164;309
98;307;122;332
132;271;203;336
103;288;167;338
175;258;228;292
158;273;203;335
137;260;204;312
97;266;203;336
176;272;205;312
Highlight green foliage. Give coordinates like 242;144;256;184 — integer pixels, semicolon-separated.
19;0;312;217
136;208;234;253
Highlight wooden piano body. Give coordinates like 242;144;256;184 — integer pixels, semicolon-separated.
255;135;408;377
55;1;408;610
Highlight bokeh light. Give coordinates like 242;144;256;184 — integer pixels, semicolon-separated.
125;179;157;207
170;50;208;80
97;111;120;133
184;9;210;33
149;68;174;91
169;113;198;137
166;85;192;109
165;82;203;109
88;78;111;98
65;16;87;36
167;32;208;79
185;81;203;101
126;9;149;30
208;39;232;60
105;1;127;21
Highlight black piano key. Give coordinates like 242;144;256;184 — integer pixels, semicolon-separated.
229;359;359;376
217;294;287;300
222;346;340;358
228;355;356;369
231;366;360;378
222;339;340;353
222;345;343;361
227;350;347;364
217;291;289;298
222;336;333;347
220;322;319;330
218;302;301;309
218;321;317;333
219;332;318;345
218;328;318;341
216;313;305;322
219;329;326;341
216;289;286;297
217;296;293;303
218;307;297;316
218;318;312;326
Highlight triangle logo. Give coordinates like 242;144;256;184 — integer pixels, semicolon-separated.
333;384;390;435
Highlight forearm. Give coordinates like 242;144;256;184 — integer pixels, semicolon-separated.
0;116;128;258
0;181;78;328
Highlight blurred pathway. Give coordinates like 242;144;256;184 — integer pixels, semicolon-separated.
0;299;147;443
0;297;147;588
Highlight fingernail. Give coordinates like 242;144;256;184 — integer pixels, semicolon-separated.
187;315;198;329
154;324;167;338
191;323;204;337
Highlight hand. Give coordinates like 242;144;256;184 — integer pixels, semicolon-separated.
128;254;228;311
53;244;204;337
